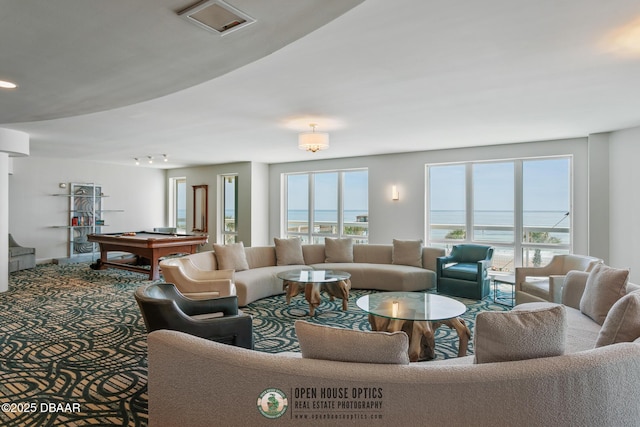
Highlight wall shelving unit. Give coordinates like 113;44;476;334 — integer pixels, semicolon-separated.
52;183;123;259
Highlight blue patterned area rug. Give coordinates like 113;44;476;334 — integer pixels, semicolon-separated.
2;263;510;426
244;287;511;360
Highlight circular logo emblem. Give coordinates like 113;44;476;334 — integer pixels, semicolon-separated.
257;388;288;419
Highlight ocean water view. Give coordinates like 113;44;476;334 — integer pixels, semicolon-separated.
286;209;570;244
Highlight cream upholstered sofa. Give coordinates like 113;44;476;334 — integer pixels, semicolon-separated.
160;240;445;306
147;333;640;426
515;253;602;304
147;266;640;426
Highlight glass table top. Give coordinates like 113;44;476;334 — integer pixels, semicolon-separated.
356;292;466;321
276;269;351;283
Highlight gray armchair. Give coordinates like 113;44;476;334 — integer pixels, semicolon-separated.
436;244;494;300
9;234;35;272
134;283;253;349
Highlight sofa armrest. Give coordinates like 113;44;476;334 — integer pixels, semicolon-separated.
423;247;446;272
548;275;567;303
561;271;590;309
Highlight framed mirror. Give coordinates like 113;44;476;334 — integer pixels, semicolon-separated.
192;184;208;233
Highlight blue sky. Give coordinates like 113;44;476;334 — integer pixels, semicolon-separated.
430;158;570;211
287;170;368;211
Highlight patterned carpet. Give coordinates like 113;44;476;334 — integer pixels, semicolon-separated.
1;263;511;426
244;287;511;359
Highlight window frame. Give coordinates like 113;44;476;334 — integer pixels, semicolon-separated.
283;168;368;243
168;176;187;233
426;156;572;270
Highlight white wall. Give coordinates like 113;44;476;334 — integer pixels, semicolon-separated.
9;156;165;262
166;162;270;249
269;138;591;254
609;125;640;282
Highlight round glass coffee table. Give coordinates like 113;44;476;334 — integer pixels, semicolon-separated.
356;292;470;362
277;269;351;316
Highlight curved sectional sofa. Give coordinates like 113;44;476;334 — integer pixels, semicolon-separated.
147;263;640;426
162;242;445;306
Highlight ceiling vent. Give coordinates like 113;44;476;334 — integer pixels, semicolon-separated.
178;0;255;36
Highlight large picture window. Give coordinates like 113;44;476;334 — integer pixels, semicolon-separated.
284;169;368;243
427;157;571;271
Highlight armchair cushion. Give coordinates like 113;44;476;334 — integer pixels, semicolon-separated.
439;263;479;281
392;239;423;267
295;321;410;365
274;237;305;266
324;238;354;263
474;304;566;364
595;291;640;347
580;264;629;325
213;242;249;271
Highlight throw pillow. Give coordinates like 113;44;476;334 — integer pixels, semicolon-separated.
595;290;640;347
324;238;354;263
474;304;567;364
212;242;249;271
579;263;629;325
274;237;305;266
391;239;423;267
295;321;410;365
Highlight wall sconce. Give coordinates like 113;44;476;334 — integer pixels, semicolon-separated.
391;185;400;201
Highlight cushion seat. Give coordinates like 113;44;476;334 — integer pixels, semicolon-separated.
234;265;311;306
9;245;35;257
441;263;478;282
520;279;551;300
310;262;434;291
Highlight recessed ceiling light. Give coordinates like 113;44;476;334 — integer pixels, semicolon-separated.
0;80;17;89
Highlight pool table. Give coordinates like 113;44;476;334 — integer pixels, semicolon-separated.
88;231;208;280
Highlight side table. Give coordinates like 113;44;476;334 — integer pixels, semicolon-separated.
491;274;515;307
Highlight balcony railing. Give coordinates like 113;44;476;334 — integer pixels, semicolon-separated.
430;223;570;272
286;219;368;243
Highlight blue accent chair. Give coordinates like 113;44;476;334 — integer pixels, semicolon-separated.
436;244;494;300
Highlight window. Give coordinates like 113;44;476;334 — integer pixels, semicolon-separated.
284;169;368;243
426;157;571;271
220;175;238;244
169;177;187;232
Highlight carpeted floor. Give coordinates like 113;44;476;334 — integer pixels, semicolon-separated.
1;263;511;426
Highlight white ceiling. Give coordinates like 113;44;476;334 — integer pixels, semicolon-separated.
2;0;640;168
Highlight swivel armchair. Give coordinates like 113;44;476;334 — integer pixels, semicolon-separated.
135;283;253;349
515;254;602;304
160;256;236;300
437;244;494;300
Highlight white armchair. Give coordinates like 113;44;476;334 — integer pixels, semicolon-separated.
515;254;602;304
159;257;236;300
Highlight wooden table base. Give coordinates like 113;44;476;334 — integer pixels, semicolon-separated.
283;279;351;316
368;315;470;362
